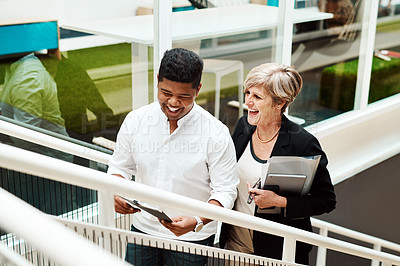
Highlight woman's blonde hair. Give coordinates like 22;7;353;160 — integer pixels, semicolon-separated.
244;63;303;113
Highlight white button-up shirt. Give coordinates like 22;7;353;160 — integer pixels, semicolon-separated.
108;101;238;241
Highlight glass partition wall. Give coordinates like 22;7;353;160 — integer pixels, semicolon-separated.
288;0;400;125
0;21;121;220
288;0;367;124
157;0;342;130
371;0;400;106
1;0;400;222
1;1;399;140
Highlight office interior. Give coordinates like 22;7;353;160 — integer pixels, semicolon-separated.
0;0;400;265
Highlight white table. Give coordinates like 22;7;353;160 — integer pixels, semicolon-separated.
62;4;333;109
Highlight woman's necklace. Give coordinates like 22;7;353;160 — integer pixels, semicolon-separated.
255;127;280;143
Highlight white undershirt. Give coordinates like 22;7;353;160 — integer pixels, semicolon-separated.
226;140;267;253
236;141;266;216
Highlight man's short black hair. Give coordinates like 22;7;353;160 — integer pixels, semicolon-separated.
158;48;203;89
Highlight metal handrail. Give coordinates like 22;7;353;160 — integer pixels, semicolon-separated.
0;241;34;266
311;218;400;253
310;218;400;265
0;117;111;164
1;143;399;265
0;116;112;155
0;187;129;266
53;216;300;266
1;113;400;264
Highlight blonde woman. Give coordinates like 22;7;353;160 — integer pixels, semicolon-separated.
220;63;336;264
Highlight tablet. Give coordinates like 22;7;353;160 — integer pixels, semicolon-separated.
119;196;173;222
263;173;306;196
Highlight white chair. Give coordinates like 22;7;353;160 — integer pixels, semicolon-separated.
203;59;244;119
173;40;244;119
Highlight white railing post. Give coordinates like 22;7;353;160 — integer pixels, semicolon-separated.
282;236;296;263
371;243;382;266
316;227;328;266
98;191;115;228
98;191;115;251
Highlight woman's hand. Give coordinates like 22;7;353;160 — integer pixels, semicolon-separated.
247;182;287;209
114;195;141;214
160;216;197;237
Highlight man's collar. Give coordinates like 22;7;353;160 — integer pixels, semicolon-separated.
156;101;198;126
177;102;197;127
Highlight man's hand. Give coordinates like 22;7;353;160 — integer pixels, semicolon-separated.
111;174;140;214
160;216;197;237
160;199;222;236
114;195;141;214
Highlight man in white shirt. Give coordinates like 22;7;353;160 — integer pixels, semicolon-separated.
107;48;238;265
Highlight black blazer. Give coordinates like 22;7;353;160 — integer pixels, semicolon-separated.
220;115;336;264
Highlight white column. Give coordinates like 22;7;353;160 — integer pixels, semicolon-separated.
275;0;294;66
354;0;379;110
153;0;172;101
275;0;295;118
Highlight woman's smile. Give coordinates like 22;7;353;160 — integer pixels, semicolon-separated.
248;109;259;116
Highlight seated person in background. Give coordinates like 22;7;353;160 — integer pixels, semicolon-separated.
219;63;336;265
0;50;72;162
108;48;239;266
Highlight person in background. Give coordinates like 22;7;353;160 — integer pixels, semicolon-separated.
51;54;115;143
219;63;336;264
107;48;238;266
0;50;75;215
0;51;72;162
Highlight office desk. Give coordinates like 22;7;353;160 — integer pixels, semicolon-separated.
62;4;333;109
